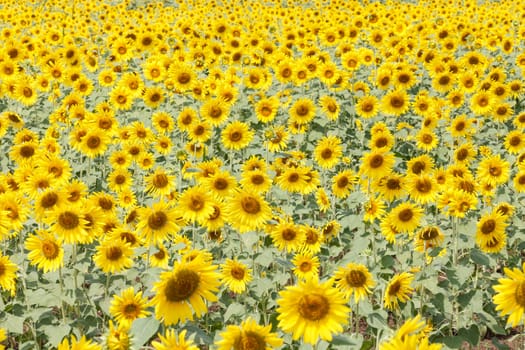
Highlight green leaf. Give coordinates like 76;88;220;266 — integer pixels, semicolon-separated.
130;317;160;347
442;335;463;348
381;255;395;268
491;337;511;350
42;324;71;347
332;333;363;347
458;325;480;346
224;302;245;321
470;248;490;266
254;249;274;268
4;314;25;334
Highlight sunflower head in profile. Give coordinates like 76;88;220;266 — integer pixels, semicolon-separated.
277;278;350;344
0;254;17;296
151;256;220;325
384;272;414;310
215;317;283;350
493;262;525;327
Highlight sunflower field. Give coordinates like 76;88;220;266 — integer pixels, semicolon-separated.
1;0;525;349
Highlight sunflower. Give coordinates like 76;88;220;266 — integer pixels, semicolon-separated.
292;252;320;281
513;170;525;193
94;238;134;273
152;329;198;350
144;168;175;198
226;189;272;233
177;186;215;224
382;89;410;116
57;335;101;350
477;154;510;187
360;150;395;179
137;201;183;245
0;254;17;296
384;272;414;309
475;210;507;250
78;129;110;158
445;189;478;218
104;320;131;350
355;95;379;119
9;141;38;165
388;202;424;233
109;287;150;328
220;259;252;294
221;121;254;151
331;263;376;303
319;95;340;121
406;154;434;175
504;130;525;155
255;96;279;123
25;229;63;273
314;135;342;169
415;129;438;151
277;278;349;344
269;219;305;253
369;131;395;152
240;169;272;194
216;317;282;350
380;315;442;350
275;166;309;193
470;90;494;116
373;172;406;202
363;196;386;222
150;256;220;325
143;86;165;109
289;98;316;125
201;98;230;127
202;170;238;199
49;206;88;244
110;85;134;110
407;174;438;204
414;226;445;253
107;168;132;194
331;169;357;199
493;262;525;327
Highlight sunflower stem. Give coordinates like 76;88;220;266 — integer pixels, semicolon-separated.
58;266;67;324
105;273;111;299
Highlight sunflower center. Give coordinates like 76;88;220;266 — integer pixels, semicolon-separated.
190;196;204;211
209;106;222;119
0;263;4;276
375;137;388;148
390;96;404;108
213;178;228;190
362;102;374;112
337;176;349;188
58;211;80;230
148;211;167;230
99;198;113;210
388;281;401;295
456;148;469;161
68;190;81;202
386;178;400;190
20;145;35;158
260;106;272;117
117;95;127;104
489;166;502;177
107;246;123;261
123;303;140;317
234;331;266;350
230;131;242;142
251;174;265;185
42;240;60;259
421;133;433;144
164;269;200;302
154;248;166;260
230;266;245;280
478;97;488;107
121;232;137;245
515;282;525;307
153;173;169;188
510;136;521;146
282;228;296;241
298;294;330;321
321;148;333;159
281;68;291;78
300;261;312;272
41;192;58;208
87;136;101;149
344;269;371;291
23;87;33;98
416;179;432;193
411;161;425;174
370;154;384;168
398;208;414;222
420;227;439;240
480;219;496;234
241;196;261;214
296;105;309;117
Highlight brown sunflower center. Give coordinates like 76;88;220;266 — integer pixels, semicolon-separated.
230;266;245;280
398;208;414;222
107;246;123;261
295;104;309;117
386;178;400;190
241;196;260;214
346;269;367;287
481;219;496;234
164;269;200;302
251;174;265;185
411;161;425;174
515;282;525;307
148;211;167;230
298;294;330;321
282;228;296;241
321;148;333;159
421;133;433;144
489;166;502;177
42;240;60;259
99;197;113;210
370;154;384;168
153;173;169;188
300;261;312;272
209;106;222;119
41;192;58;208
510;136;521;146
420;227;439;240
388;280;401;295
337;176;349;188
87;136;101;149
154;248;166;260
123;303;140;317
20;145;35;158
58;211;80;230
281;68;292;78
190;196;204;211
390;96;404;108
416;178;432;193
230;131;242;142
234;331;266;350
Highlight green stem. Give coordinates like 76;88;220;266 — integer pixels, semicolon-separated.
58;267;67;324
105;273;111;299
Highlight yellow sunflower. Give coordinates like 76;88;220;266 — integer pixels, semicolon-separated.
360;150;395;179
109;287;150;328
330;263;376;303
93;238;134;273
24;229;63;273
268;219;306;252
152;329;198;350
493;262;525;327
150;256;220;325
276;278;350;344
57;335;101;350
314;135;343;169
216;317;283;350
137;201;183;245
292;252;320;281
476;154;510;187
289;98;316;125
384;272;414;310
220;259;253;294
226;189;272;233
388;202;424;233
221;121;254;151
0;254;17;296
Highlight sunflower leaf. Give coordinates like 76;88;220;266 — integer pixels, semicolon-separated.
130;316;160;347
